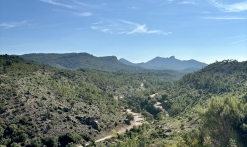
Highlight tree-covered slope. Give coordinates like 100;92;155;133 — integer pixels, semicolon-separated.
110;60;247;147
20;53;146;72
163;60;247;116
0;55;181;146
0;55;129;146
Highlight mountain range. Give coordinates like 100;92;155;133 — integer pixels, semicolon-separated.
1;54;246;146
119;56;208;71
21;53;144;72
21;53;207;72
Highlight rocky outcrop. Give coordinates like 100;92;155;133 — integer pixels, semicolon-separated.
75;116;100;130
124;119;131;125
86;117;99;130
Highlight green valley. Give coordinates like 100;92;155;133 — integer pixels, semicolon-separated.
0;54;246;147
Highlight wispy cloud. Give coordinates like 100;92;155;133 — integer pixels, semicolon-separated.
73;12;92;17
120;20;171;35
0;21;27;29
160;0;174;6
52;9;92;17
230;39;247;44
72;0;104;9
209;0;247;12
90;20;171;35
178;1;196;5
40;0;76;9
202;16;247;20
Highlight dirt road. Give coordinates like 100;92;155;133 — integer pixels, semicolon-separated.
78;109;144;146
154;102;169;118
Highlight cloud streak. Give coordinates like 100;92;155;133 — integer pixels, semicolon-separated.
230;39;247;44
72;0;106;10
202;16;247;20
90;20;171;35
0;21;27;29
52;9;92;17
40;0;76;9
178;1;196;5
73;12;92;17
209;0;247;12
160;0;174;6
120;20;171;35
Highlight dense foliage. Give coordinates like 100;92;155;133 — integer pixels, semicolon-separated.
0;55;179;146
163;60;247;116
178;94;247;147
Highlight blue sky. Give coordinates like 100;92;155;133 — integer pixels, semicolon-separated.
0;0;246;64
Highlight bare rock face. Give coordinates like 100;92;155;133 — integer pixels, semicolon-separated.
86;116;99;130
75;116;100;130
124;119;131;125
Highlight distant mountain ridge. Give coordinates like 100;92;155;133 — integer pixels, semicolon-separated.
119;56;207;71
21;53;145;72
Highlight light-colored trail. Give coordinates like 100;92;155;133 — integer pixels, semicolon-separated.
78;109;144;147
154;102;169;118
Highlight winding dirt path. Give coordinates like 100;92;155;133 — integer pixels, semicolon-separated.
154;102;169;118
79;109;144;146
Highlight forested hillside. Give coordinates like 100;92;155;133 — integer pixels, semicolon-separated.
164;60;247;116
1;54;247;147
0;55;181;147
20;53;145;72
113;60;247;147
0;55;126;146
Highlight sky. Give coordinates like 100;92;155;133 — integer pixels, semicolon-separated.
0;0;246;64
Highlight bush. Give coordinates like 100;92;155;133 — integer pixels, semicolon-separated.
10;142;21;147
0;126;4;138
81;134;91;142
66;142;76;147
58;132;80;146
19;116;29;125
30;138;41;147
12;130;28;143
126;114;134;121
198;96;247;146
42;136;58;147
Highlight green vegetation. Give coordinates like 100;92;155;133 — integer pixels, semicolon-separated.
163;60;247;116
20;53;147;72
1;54;247;147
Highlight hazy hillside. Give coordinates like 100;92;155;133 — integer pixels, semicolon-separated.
21;53;145;72
119;56;208;71
118;58;136;66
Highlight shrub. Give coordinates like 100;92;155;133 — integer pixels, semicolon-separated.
126;114;134;121
66;142;76;147
10;142;21;147
58;132;80;146
30;138;41;147
42;136;58;147
12;130;28;143
19;116;29;125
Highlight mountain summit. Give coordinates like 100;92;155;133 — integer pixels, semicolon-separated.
119;56;207;71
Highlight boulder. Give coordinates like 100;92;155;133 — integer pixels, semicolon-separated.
124;119;131;125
